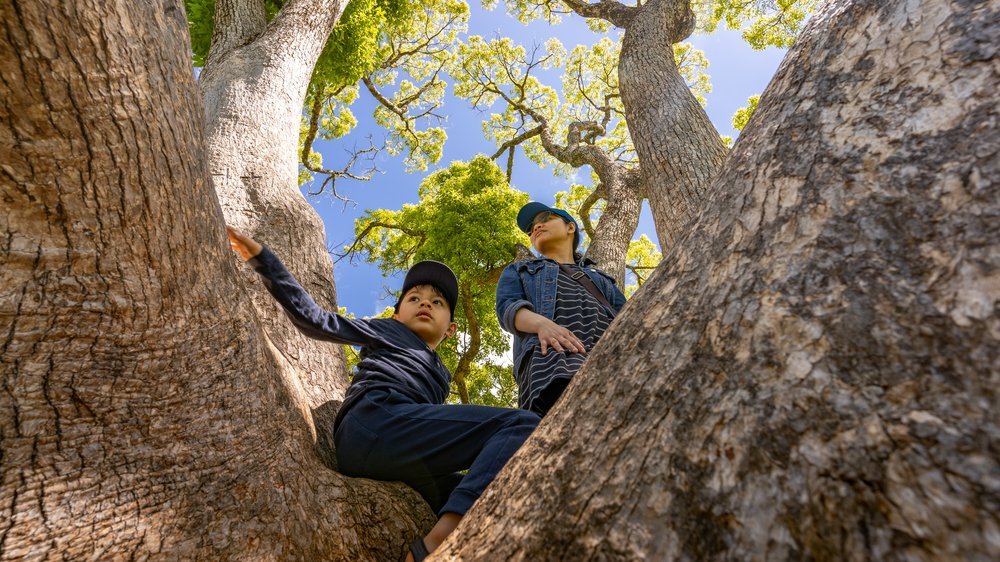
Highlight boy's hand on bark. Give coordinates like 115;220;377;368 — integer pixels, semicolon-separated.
226;225;262;261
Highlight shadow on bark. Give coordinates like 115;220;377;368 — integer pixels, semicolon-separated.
312;399;342;471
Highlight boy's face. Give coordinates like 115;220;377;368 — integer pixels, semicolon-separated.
529;212;574;254
392;284;457;349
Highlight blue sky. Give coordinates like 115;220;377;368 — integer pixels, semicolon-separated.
307;3;787;317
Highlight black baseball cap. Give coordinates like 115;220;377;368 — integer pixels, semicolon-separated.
395;260;459;320
516;202;580;249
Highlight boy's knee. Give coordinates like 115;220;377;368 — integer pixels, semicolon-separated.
514;409;541;429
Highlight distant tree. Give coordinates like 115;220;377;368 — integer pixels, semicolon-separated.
344;156;529;403
452;36;707;283
480;0;817;249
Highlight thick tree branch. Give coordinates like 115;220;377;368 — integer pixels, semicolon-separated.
506;145;516;183
560;0;636;27
578;183;608;239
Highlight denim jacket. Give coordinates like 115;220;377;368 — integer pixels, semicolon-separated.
495;257;627;374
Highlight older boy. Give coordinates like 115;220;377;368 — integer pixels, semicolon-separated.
227;226;539;562
495;202;626;417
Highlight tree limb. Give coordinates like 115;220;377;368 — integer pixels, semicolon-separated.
560;0;636;28
452;283;480;404
506;144;516;183
299;88;384;202
578;183;608;239
490;125;545;160
336;221;428;264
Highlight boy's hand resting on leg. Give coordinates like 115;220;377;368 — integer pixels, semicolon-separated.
226;225;263;261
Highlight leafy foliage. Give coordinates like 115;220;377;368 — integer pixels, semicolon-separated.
464;362;518;408
186;0;409;76
300;0;469;189
624;234;661;297
185;0;215;67
483;0;816;51
731;94;760;132
365;0;469;171
694;0;818;49
311;0;410;90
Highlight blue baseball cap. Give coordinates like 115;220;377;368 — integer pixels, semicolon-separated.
395;260;459;320
517;202;580;249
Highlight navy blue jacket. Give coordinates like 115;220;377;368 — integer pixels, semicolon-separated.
495;257;626;376
249;247;451;426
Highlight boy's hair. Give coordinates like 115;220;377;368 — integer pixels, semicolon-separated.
393;260;459;320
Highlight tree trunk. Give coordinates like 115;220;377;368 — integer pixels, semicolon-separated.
583;167;644;286
437;0;999;559
618;0;728;250
451;283;478;404
0;0;433;559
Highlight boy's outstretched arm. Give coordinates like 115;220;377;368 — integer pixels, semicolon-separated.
224;224;378;347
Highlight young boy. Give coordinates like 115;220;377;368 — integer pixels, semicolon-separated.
227;226;539;562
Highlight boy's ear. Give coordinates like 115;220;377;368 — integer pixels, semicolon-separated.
445;322;458;338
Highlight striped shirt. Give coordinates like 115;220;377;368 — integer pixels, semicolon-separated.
518;265;614;411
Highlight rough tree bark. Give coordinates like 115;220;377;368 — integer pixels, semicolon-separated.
578;167;643;286
0;0;433;559
438;0;998;560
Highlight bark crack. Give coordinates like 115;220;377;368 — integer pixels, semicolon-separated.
42;357;64;455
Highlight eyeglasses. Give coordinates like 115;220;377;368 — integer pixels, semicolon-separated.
526;211;559;233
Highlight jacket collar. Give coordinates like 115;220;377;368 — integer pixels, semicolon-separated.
522;255;596;267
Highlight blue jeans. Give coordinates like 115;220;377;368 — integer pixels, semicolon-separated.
334;389;540;516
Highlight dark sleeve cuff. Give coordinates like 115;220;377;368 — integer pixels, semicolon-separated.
247;246;279;274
